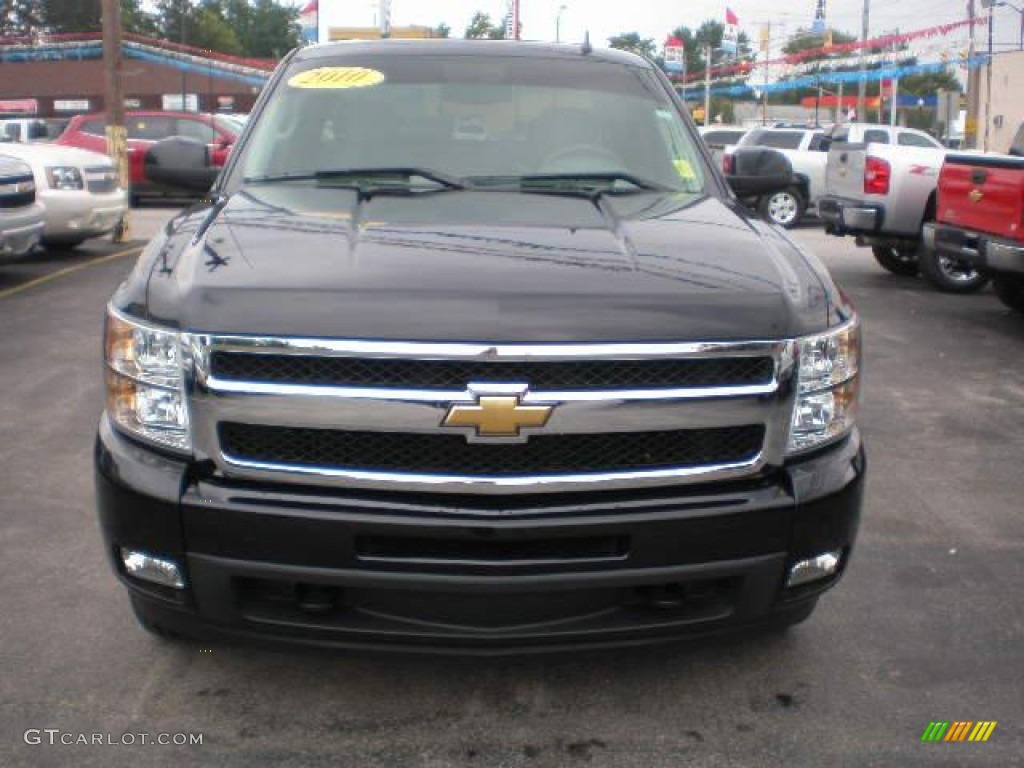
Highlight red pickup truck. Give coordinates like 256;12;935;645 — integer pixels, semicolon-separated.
924;123;1024;314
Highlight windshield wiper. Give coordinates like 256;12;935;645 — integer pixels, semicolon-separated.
245;167;469;191
469;172;675;198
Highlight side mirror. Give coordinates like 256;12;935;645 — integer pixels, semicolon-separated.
144;137;220;192
724;147;794;197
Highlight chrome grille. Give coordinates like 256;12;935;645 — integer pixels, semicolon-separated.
0;174;35;208
219;423;766;476
209;352;775;391
84;166;117;195
188;336;798;496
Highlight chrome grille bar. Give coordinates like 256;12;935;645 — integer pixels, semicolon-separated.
186;335;798;495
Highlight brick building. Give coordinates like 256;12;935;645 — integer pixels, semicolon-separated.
0;39;270;118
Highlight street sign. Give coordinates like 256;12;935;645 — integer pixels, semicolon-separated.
664;36;685;74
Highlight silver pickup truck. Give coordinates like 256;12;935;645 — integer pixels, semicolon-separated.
817;123;988;293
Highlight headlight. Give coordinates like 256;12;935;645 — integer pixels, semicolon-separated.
787;319;860;455
104;307;191;453
46;166;84;190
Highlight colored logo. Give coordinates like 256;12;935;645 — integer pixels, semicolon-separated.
442;388;553;439
968;189;984;203
921;721;997;742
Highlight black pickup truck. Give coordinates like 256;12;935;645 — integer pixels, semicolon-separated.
97;40;864;653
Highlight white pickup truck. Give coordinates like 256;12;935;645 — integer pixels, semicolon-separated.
817;123;988;292
731;127;829;228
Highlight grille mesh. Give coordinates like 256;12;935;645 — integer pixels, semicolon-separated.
219;423;765;476
210;352;774;391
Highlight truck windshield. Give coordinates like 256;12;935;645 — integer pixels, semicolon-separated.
234;53;705;195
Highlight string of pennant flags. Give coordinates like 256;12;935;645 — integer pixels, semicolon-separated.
676;15;988;84
703;55;991;98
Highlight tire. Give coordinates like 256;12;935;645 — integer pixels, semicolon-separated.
919;247;990;294
871;244;920;276
993;275;1024;314
758;187;806;229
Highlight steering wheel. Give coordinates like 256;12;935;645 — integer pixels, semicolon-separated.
539;144;625;174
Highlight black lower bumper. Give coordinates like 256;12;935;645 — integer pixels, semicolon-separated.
818;196;884;237
924;222;1024;276
95;417;865;653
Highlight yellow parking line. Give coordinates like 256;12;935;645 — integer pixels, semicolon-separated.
0;246;142;301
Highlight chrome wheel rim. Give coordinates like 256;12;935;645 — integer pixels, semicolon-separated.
767;192;799;225
938;254;982;283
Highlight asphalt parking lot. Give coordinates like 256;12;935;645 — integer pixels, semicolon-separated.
1;210;1022;767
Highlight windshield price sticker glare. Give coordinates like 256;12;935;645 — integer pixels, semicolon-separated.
288;67;386;90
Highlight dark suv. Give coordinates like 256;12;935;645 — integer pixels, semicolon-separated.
96;40;864;653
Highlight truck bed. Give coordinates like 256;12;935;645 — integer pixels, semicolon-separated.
938;153;1024;242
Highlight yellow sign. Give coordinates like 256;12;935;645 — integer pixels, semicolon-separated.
443;396;553;437
288;67;386;90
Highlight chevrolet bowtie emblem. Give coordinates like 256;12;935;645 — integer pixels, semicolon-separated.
968;189;984;203
443;395;553;437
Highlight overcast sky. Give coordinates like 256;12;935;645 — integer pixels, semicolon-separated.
315;0;1024;53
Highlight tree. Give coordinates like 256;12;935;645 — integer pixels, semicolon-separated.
435;22;451;39
667;20;752;75
608;32;656;60
0;0;44;36
38;0;99;32
237;0;299;57
193;5;242;55
899;68;961;97
157;0;297;58
121;0;161;36
782;27;857;58
464;11;504;39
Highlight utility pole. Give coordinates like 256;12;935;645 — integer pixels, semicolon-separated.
857;0;869;122
984;6;994;150
102;0;130;241
704;44;711;127
966;0;980;148
180;0;187;111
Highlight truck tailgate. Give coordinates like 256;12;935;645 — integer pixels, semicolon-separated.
939;154;1024;241
825;142;866;199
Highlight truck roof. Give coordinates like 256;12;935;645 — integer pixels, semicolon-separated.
295;38;652;68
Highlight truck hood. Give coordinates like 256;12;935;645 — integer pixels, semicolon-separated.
139;185;837;342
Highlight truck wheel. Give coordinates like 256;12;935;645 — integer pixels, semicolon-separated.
758;187;805;229
919;248;990;294
993;275;1024;314
871;245;920;276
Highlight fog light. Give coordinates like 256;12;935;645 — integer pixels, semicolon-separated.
787;550;842;588
120;548;185;589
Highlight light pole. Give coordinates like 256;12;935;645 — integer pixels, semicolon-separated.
556;5;567;43
179;0;187;111
982;0;995;150
999;0;1024;49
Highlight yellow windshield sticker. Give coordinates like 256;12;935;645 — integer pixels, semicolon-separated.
288;67;386;90
673;158;697;181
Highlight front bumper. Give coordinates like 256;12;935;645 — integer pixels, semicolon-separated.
0;204;45;261
39;190;127;242
924;222;1024;276
95;416;865;653
818;196;883;236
